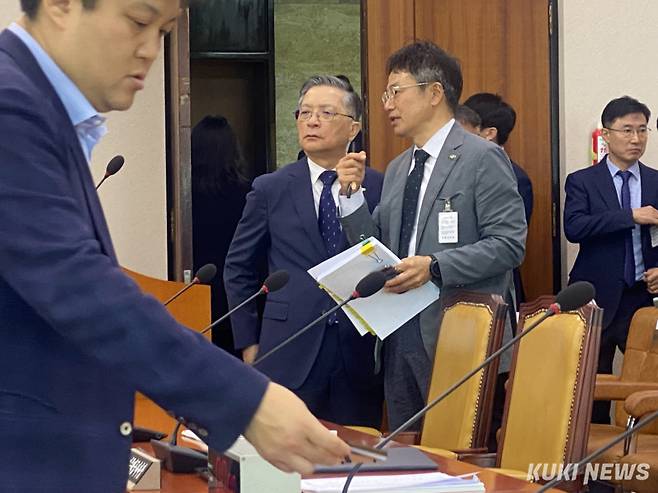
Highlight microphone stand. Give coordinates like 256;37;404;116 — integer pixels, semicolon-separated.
340;306;558;493
252;295;355;367
163;279;199;306
536;408;658;492
200;288;265;336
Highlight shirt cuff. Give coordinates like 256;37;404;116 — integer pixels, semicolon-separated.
338;188;366;217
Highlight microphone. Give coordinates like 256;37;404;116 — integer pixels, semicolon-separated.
95;155;125;190
252;270;386;367
536;407;658;492
163;263;217;306
200;270;289;336
339;281;596;493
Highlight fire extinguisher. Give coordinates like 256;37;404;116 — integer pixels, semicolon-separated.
592;126;608;165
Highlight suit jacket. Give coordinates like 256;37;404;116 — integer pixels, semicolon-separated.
224;158;384;389
0;30;267;492
564;157;658;328
340;123;527;362
511;160;533;305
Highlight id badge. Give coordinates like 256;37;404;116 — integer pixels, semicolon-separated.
438;211;458;243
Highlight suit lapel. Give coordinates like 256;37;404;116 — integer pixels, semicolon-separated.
639;161;656;207
415;125;463;247
593;158;621;211
1;30;117;263
388;148;413;254
288;159;328;260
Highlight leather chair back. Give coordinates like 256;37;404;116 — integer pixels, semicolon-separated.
498;296;602;473
420;291;506;450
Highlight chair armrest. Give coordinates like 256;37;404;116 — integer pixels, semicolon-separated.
452;447;488;455
458;452;497;467
594;380;658;401
624;390;658;419
597;373;620;382
385;431;419;445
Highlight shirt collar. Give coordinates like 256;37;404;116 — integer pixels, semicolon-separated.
606;155;640;180
307;156;336;184
414;119;456;159
8;23;103;129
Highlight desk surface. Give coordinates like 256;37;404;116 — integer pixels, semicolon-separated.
140;424;559;492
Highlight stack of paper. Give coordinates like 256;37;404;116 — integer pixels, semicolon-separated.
308;237;440;339
301;472;484;492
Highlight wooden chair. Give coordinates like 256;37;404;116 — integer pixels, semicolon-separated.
123;268;211;434
464;296;603;490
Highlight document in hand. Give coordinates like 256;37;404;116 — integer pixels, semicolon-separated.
307;237;440;339
301;472;484;493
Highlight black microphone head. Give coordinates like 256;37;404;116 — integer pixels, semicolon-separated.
195;263;217;284
106;155;125;176
556;281;596;312
263;270;289;293
354;270;387;298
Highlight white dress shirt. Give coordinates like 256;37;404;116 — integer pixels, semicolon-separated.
307;157;341;217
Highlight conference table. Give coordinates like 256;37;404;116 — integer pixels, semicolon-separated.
137;423;560;492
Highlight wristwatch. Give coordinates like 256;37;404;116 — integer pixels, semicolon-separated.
429;255;442;283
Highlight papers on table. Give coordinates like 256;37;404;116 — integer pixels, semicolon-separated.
301;472;484;493
308;237;440;339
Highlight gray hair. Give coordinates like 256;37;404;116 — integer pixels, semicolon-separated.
297;75;362;120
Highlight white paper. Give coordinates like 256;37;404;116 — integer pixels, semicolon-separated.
308;237;440;339
651;226;658;248
301;472;484;493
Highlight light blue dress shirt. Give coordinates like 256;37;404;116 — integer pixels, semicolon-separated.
8;23;107;162
606;156;645;280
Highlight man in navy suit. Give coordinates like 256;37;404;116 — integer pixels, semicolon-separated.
225;75;384;427
0;1;349;490
564;96;658;423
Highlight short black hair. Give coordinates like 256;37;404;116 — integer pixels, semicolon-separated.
463;93;516;145
386;41;463;112
601;96;651;128
20;0;98;19
455;105;482;129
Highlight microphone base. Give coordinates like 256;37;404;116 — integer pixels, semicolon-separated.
132;426;167;443
150;439;208;473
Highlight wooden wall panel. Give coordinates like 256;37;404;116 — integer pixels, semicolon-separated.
363;0;554;299
363;0;416;171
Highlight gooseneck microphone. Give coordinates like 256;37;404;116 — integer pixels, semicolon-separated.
163;263;217;306
200;270;290;336
252;270;386;367
95;155;125;190
340;281;596;493
537;407;658;492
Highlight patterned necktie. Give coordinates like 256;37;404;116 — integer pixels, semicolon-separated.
618;170;636;286
318;170;341;258
399;149;430;258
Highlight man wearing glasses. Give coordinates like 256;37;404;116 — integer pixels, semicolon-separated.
336;41;527;430
225;76;384;428
564;96;658;424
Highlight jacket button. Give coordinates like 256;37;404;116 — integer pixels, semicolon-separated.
120;422;133;437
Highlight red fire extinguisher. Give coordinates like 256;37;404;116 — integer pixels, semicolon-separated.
592;127;608;165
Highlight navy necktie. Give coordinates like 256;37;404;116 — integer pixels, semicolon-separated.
318;170;341;258
618;170;636;286
399;149;430;258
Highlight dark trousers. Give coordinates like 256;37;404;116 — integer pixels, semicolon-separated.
591;282;651;424
383;316;431;431
293;322;383;428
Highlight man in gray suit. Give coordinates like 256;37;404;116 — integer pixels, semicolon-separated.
335;41;527;429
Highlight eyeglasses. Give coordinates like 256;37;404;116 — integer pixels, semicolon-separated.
381;82;431;104
604;127;651;139
294;109;354;122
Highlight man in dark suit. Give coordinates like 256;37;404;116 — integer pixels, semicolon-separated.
0;2;348;490
225;75;384;427
336;42;527;430
564;96;658;423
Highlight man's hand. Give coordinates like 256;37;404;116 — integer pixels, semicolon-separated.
384;256;432;294
645;268;658;294
242;344;259;364
336;151;367;195
244;382;350;474
632;206;658;225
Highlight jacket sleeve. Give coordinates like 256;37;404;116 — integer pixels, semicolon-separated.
223;178;270;349
563;172;634;243
0;84;268;453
